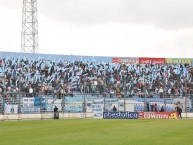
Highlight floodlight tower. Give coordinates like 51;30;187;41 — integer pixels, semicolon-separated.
21;0;39;54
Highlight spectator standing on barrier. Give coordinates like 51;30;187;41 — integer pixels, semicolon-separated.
176;106;182;119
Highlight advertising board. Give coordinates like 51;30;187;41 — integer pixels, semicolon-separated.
139;57;165;65
138;112;178;119
103;112;138;119
166;58;192;64
112;58;139;64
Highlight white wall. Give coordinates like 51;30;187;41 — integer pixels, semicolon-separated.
0;113;193;120
0;113;94;120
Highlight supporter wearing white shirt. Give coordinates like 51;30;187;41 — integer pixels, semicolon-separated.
29;86;33;97
159;87;164;98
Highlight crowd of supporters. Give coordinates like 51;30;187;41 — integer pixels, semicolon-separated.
0;57;193;99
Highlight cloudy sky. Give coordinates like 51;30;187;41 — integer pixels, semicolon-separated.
0;0;193;58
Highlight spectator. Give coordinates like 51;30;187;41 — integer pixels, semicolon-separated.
54;106;59;119
54;106;58;113
176;106;182;119
154;103;158;112
29;85;33;97
160;106;164;112
0;56;192;100
159;87;164;98
146;102;150;112
113;105;117;112
110;88;114;98
150;104;154;112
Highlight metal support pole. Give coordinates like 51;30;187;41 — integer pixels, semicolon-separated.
3;73;6;115
83;76;86;113
185;80;187;119
164;77;166;111
62;79;65;114
124;75;126;112
103;77;106;112
40;74;43;115
144;75;146;112
18;74;21;114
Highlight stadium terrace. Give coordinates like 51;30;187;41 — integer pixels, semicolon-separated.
0;51;193;114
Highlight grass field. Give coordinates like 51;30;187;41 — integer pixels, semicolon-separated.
0;119;193;145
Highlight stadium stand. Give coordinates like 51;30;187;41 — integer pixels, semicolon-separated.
0;52;193;113
0;56;192;98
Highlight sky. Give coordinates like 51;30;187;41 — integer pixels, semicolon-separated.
0;0;193;58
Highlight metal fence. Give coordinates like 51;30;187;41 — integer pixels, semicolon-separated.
0;91;192;115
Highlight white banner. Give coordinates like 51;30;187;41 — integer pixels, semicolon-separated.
92;104;103;118
4;104;18;114
173;98;185;112
21;97;35;113
118;100;135;112
46;99;62;111
105;99;119;111
86;100;93;112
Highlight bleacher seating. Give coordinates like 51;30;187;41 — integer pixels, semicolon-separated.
0;52;193;113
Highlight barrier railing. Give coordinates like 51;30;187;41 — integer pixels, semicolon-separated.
0;92;192;115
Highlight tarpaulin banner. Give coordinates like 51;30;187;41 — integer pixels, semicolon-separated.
139;57;165;65
92;104;103;118
103;112;138;119
4;104;18;114
118;100;135;112
166;58;192;64
46;99;62;111
138;112;178;119
112;58;139;64
21;97;35;113
64;96;83;112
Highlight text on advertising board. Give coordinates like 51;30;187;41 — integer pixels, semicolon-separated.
138;112;178;119
139;58;165;65
112;58;139;64
103;112;138;119
166;58;192;64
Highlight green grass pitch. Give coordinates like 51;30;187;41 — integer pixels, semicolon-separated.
0;119;193;145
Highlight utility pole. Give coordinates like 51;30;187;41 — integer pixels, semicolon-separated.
21;0;39;54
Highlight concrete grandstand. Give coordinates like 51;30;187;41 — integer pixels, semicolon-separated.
0;51;193;115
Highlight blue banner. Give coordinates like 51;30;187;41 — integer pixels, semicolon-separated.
103;112;138;119
34;97;46;109
64;97;83;112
